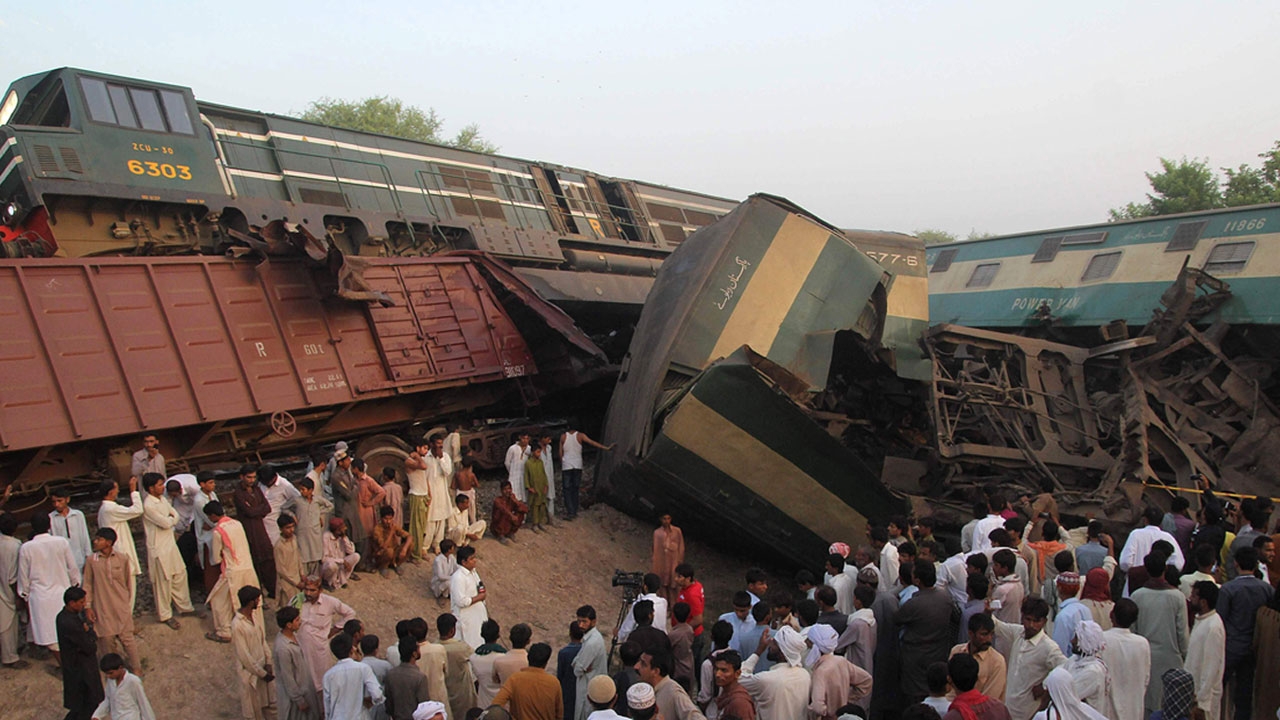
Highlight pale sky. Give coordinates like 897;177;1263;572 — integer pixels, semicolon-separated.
4;1;1278;237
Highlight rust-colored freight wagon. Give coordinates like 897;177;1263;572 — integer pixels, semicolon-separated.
0;252;605;498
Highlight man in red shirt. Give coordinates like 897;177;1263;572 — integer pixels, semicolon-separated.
672;563;705;693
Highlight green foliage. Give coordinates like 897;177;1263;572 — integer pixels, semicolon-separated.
297;96;498;153
1111;144;1280;220
965;230;998;241
1108;202;1154;221
1146;158;1222;215
1222;164;1275;207
915;228;958;244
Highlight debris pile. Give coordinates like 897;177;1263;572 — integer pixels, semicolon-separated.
921;263;1278;520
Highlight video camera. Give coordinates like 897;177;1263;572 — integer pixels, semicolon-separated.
612;570;645;602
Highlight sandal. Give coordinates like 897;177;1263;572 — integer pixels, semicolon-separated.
205;632;231;644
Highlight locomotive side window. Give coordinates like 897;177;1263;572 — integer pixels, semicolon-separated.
108;85;137;128
129;88;166;131
77;76;195;135
80;78;116;124
160;91;194;134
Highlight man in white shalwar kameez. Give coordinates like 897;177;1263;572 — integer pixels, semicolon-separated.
261;467;301;546
424;436;454;555
141;473;198;627
0;513;23;668
1099;599;1150;720
98;477;146;611
1183;581;1225;720
445;496;486;548
504;435;531;503
93;654;156;720
17;513;80;653
450;547;487;648
739;625;812;720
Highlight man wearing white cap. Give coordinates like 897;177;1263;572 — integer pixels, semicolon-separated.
626;683;658;720
413;700;447;720
585;675;624;720
739;627;810;720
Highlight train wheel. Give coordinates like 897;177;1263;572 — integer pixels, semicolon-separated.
359;434;410;483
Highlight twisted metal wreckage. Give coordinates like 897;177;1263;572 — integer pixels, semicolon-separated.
596;195;1277;567
924;262;1279;515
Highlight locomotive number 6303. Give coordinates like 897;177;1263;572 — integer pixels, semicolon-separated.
127;159;193;180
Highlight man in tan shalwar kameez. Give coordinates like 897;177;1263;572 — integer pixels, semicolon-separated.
275;514;305;604
82;527;142;674
232;585;276;720
652;513;685;604
205;501;263;644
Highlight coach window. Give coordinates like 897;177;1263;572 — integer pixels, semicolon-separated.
930;248;958;273
966;262;1000;288
1081;251;1121;282
1204;241;1255;275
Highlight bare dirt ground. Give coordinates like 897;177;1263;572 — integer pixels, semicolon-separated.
1;493;761;720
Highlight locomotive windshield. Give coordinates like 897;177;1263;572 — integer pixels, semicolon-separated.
6;74;70;128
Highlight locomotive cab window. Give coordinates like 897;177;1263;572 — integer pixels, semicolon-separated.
7;76;70;128
966;262;1000;288
0;90;16;126
1204;241;1255;275
77;77;195;135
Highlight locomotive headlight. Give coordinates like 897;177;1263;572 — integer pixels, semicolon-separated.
2;202;16;223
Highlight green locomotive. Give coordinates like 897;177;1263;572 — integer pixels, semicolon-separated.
0;68;736;326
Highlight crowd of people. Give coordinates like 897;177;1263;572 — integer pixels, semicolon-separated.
0;428;1277;720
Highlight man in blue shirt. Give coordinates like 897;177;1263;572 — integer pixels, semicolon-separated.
716;592;754;651
1050;572;1091;655
1074;521;1112;575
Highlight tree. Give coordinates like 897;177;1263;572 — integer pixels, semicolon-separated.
914;228;958;244
1110;157;1222;221
965;230;997;241
1110;144;1280;220
297;96;498;153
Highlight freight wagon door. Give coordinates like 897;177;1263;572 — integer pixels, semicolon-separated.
361;261;513;386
